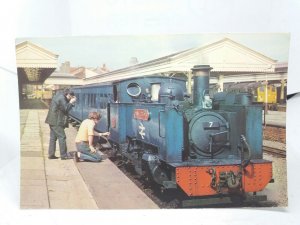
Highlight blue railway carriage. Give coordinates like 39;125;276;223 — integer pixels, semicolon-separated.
68;65;273;206
71;84;113;132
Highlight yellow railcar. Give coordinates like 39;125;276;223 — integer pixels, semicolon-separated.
34;90;53;100
226;82;278;110
253;85;277;104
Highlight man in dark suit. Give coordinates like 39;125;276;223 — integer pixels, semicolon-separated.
45;88;76;160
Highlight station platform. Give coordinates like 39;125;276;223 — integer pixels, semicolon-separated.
263;110;286;127
20;109;158;209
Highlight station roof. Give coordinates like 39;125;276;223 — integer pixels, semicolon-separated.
84;38;278;84
16;41;58;84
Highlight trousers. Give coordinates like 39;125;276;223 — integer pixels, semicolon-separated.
76;142;102;162
48;125;68;158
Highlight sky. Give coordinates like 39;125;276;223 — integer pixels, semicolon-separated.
16;33;290;70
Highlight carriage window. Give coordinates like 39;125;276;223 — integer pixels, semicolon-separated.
113;85;118;102
259;86;264;92
107;93;113;102
88;94;91;106
88;94;95;107
100;97;107;109
151;83;161;101
92;94;96;107
75;94;79;104
85;94;88;106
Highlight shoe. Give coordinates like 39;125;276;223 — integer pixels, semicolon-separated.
74;152;79;162
61;156;73;160
48;155;59;159
68;151;76;157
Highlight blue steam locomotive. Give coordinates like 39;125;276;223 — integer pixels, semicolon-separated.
69;65;272;206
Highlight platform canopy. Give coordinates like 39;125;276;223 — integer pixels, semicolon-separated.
84;38;279;85
16;41;58;84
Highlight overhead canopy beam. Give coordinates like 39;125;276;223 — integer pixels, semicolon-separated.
17;67;56;84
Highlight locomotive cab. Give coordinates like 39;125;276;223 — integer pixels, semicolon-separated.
158;82;184;105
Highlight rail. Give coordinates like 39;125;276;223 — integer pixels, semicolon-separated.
263;145;286;157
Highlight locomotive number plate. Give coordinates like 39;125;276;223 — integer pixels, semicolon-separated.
202;121;220;129
134;109;150;121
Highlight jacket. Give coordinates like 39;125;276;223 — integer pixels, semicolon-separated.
45;92;74;127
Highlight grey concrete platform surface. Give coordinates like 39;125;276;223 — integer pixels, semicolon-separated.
263;110;286;127
20;109;158;209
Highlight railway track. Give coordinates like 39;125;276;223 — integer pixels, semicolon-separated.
263;145;286;157
106;148;283;208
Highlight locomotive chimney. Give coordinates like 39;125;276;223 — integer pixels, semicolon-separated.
191;65;213;108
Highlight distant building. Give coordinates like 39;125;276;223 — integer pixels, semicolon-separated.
16;41;58;99
44;62;112;89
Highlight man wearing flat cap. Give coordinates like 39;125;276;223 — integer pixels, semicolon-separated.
45;88;76;160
